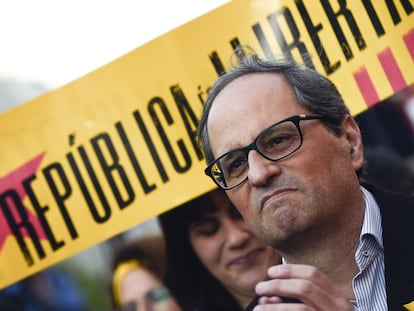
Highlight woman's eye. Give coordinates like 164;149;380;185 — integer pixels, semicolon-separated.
191;220;218;236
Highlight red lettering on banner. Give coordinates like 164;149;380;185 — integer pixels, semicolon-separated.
0;153;48;251
353;67;380;107
378;48;407;93
403;28;414;61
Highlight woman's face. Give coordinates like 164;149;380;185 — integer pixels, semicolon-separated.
119;268;182;311
188;190;281;306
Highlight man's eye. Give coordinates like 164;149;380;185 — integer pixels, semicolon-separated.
264;132;295;151
271;135;287;145
223;154;247;177
230;158;246;172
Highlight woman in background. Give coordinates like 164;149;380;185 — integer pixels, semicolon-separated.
110;235;182;311
159;189;281;311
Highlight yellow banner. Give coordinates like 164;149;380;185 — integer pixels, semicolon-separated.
0;0;413;289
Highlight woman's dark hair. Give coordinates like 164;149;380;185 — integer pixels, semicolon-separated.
158;189;243;311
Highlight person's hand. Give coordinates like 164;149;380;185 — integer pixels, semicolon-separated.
253;264;354;310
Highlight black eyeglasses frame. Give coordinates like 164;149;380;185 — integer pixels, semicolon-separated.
204;114;326;190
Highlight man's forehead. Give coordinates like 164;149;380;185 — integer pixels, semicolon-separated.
213;72;288;100
207;75;304;157
208;73;296;116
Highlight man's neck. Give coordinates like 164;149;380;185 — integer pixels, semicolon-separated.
280;200;365;300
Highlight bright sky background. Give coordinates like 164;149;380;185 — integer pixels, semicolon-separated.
0;0;230;274
0;0;228;89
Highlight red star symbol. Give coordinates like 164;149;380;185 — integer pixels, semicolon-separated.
0;152;48;252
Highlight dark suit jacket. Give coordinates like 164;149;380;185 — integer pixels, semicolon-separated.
366;184;414;311
245;185;414;311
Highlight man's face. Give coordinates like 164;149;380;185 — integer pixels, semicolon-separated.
206;72;364;251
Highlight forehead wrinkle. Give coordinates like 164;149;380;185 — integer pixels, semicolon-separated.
207;72;301;158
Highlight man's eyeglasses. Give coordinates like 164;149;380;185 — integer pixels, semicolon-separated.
116;286;171;311
204;114;326;190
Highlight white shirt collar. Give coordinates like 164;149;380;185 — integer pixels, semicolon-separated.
360;186;383;249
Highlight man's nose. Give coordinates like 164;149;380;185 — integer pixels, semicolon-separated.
247;150;282;187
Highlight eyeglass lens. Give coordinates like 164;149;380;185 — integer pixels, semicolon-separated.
207;116;313;190
117;287;171;311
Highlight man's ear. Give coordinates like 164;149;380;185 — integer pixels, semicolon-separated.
342;115;364;171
